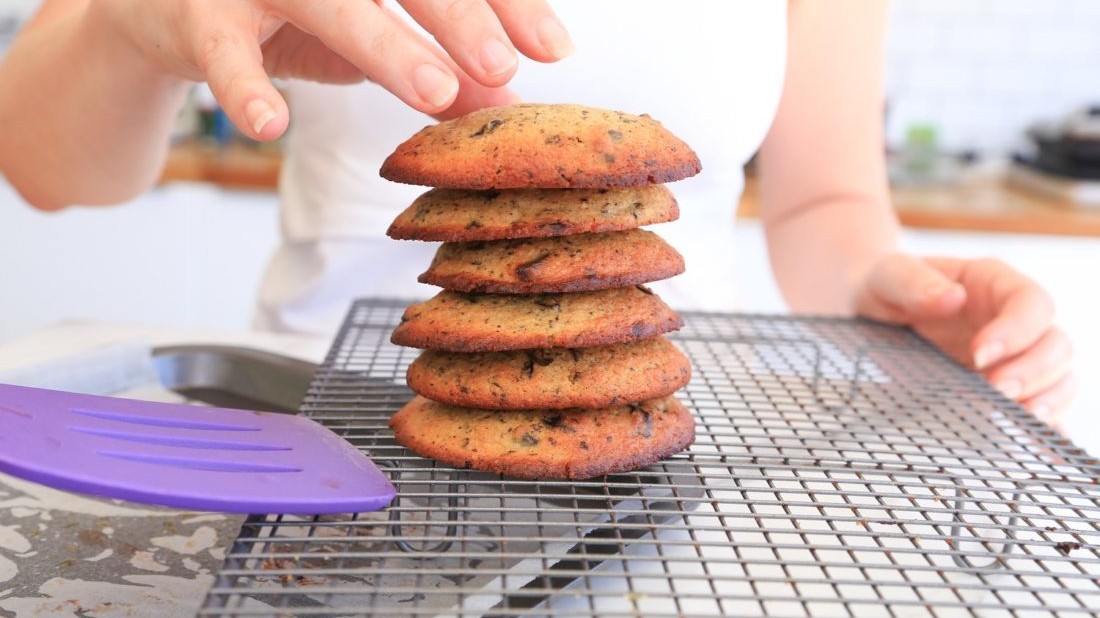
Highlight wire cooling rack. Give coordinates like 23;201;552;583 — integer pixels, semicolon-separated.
199;298;1099;617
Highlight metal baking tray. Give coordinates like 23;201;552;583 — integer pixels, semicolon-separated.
152;344;317;413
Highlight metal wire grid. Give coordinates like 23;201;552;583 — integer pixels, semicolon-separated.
199;298;1100;617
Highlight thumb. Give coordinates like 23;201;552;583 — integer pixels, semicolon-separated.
854;253;967;324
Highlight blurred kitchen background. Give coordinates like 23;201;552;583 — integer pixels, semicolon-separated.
1;1;1099;451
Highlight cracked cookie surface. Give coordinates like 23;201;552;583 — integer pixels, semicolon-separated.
380;103;701;189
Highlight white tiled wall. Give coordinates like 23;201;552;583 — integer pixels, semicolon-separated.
886;0;1100;155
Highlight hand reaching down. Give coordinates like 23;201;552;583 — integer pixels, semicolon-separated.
90;0;573;138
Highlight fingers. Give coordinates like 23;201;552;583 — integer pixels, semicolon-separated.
984;326;1073;402
193;20;290;140
399;0;573;85
273;0;461;113
970;264;1054;370
484;0;575;62
399;0;518;86
202;0;569;126
377;2;522;120
854;253;966;323
1024;373;1077;426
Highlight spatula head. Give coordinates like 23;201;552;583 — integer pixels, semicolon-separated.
0;383;395;514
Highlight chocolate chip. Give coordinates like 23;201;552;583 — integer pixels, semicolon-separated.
608;129;623;142
636;408;654;438
543;413;564;428
515;252;552;282
545;134;561;144
521;350;555;377
533;297;561;311
471;119;504;137
603;153;616;164
520;432;539;446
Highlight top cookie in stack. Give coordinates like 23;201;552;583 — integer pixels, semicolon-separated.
380;103;699;480
380;103;700;189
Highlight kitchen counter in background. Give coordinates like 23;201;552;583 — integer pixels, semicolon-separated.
737;171;1100;237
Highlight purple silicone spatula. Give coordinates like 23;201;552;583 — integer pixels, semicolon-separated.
0;383;395;514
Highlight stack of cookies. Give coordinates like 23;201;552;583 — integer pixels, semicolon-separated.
379;103;699;480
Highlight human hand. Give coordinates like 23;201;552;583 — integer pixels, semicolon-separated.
853;253;1075;428
88;0;573;139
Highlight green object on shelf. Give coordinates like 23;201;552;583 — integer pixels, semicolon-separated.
904;123;939;175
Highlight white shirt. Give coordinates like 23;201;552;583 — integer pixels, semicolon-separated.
256;2;787;336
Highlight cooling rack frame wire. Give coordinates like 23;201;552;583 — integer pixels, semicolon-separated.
199;298;1100;617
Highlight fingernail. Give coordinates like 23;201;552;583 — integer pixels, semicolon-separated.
924;282;951;298
537;15;575;59
1031;404;1053;423
926;282;964;303
994;378;1022;400
974;341;1005;370
412;64;459;108
245;99;277;136
479;38;516;77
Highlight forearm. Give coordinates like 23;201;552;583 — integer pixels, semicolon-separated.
761;193;898;314
0;2;191;210
757;0;897;314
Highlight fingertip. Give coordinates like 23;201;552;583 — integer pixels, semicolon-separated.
432;83;521;121
535;15;575;61
243;98;286;141
476;38;519;85
411;64;460;111
926;282;966;312
973;339;1005;371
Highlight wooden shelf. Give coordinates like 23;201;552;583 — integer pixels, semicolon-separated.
159;140;282;191
738;174;1100;238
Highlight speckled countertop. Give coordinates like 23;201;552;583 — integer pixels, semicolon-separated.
0;322;330;617
0;472;241;617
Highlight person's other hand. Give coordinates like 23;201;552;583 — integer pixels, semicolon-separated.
853;253;1075;429
89;0;573;139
